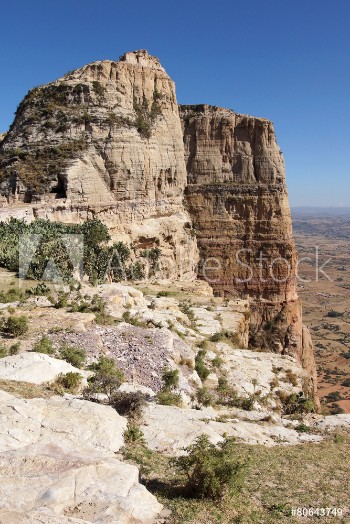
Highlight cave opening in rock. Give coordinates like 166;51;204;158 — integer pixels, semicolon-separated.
51;176;67;199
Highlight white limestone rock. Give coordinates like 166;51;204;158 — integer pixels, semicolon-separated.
0;392;162;523
141;403;322;455
0;352;89;385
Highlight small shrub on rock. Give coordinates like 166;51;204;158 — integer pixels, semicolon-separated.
33;335;54;355
279;392;316;415
156;367;182;407
124;423;145;444
195;349;210;380
59;345;86;368
9;342;20;355
111;391;149;421
156;389;182;406
171;434;246;499
56;371;82;392
0;345;8;358
2;315;28;337
196;387;215;407
85;357;124;401
162;368;179;389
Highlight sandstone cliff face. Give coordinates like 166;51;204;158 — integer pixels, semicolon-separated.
0;51;317;398
0;50;198;279
180;105;317;398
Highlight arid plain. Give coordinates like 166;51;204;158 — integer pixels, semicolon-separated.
293;209;350;413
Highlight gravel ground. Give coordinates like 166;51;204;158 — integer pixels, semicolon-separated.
49;323;180;391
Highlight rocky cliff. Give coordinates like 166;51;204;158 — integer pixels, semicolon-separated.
180;105;317;398
0;50;198;279
0;50;317;398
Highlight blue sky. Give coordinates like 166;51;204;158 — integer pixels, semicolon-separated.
0;0;349;206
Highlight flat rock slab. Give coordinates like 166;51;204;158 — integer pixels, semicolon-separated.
315;414;350;429
217;343;307;397
0;443;162;524
141;404;323;455
0;392;162;523
0;392;127;454
0;352;88;385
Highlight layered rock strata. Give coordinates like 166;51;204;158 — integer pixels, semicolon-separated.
0;51;317;398
180;105;317;398
0;50;198;279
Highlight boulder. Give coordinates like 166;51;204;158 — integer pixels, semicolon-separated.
0;352;88;385
0;392;162;523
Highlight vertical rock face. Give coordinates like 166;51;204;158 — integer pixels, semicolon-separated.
0;51;317;398
0;50;198;279
180;105;317;398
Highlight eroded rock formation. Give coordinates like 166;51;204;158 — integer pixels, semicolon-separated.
180;105;317;398
0;50;317;398
0;50;198;279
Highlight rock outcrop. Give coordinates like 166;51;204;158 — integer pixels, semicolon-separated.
0;352;89;385
141;404;323;454
0;50;317;399
0;391;162;523
180;104;317;399
0;50;198;279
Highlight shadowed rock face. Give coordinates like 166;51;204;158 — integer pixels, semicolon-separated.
180;105;317;399
0;51;317;399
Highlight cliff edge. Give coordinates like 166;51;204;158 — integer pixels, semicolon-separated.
0;51;317;400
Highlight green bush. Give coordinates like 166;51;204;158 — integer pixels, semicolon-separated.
92;80;105;97
9;342;20;355
196;387;215;407
341;378;350;387
0;218;135;286
56;371;82;392
179;300;195;322
156;389;182;406
171;434;246;499
326;391;342;402
280;392;316;415
295;423;310;433
157;290;172;298
156;366;182;406
195;349;210;380
329;403;345;415
210;332;225;342
111;391;149;421
126;261;145;281
162;368;179;389
59;345;86;368
240;395;256;411
327;310;343;318
124;423;145;443
85;357;124;400
26;282;50;296
216;377;240;406
0;287;25;303
0;345;8;358
2;315;28;337
33;335;54;355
